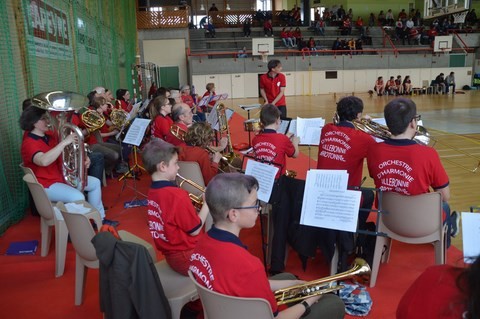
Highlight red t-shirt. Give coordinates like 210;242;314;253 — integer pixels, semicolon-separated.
202;91;216;107
189;226;279;316
260;72;286;107
165;122;187;147
21;131;64;188
317;122;375;187
252;129;295;178
147;180;202;255
367;139;449;195
151;114;173;140
397;264;466;319
179;145;219;185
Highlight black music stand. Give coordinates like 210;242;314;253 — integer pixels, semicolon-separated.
118;118;151;204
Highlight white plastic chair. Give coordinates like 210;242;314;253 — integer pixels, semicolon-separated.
155;261;199;319
188;270;274;319
370;192;447;287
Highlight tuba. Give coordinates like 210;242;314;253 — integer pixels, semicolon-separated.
176;173;205;209
274;258;371;305
31;91;89;190
216;103;243;172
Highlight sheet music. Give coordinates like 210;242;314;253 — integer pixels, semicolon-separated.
461;212;480;263
239;104;262;111
206;106;218;128
198;96;210;108
244;159;279;203
300;169;360;232
122;118;151;146
277;119;291;135
138;98;150;114
296;117;324;145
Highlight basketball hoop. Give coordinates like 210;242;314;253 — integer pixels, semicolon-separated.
259;51;269;63
452;11;468;24
440;48;450;55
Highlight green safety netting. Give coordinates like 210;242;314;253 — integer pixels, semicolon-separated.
0;0;137;235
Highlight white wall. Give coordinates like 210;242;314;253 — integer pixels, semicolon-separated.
142;39;187;88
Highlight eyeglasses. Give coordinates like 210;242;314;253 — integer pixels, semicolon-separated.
412;114;421;121
232;199;262;212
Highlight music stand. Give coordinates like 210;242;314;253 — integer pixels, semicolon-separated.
118;117;151;203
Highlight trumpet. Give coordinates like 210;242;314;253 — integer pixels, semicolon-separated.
274;258;371;305
176;173;205;209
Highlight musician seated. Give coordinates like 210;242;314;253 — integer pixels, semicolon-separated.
116;89;132;112
19;105;106;220
180;122;226;185
142;139;209;276
74;97;127;176
165;103;193;147
180;84;205;122
189;173;345;319
150;95;173;141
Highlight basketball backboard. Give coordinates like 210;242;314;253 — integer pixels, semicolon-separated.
423;0;469;20
252;37;274;56
433;35;453;52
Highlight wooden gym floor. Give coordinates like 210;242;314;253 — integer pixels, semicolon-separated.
222;90;480;250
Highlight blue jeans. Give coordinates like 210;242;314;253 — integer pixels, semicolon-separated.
443;201;452;248
45;176;105;219
88;151;104;182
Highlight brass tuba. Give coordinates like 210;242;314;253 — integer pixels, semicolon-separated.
176;173;205;209
274;258;371;305
31;91;89;190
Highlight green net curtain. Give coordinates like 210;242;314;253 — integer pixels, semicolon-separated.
0;0;137;235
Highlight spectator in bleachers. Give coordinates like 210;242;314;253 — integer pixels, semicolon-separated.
348;38;356;54
368;13;376;27
337;5;346;20
405;18;414;44
290;4;301;25
314;18;325;36
398;9;408;22
347;8;353;20
395;18;404;42
314;8;321;22
409;27;422;45
323;8;331;24
386;9;394;26
356;16;365;36
280;28;294;48
414;9;422;26
378;10;386;26
332;37;341;50
375;76;385;96
264;19;273;37
403;75;412;95
243;17;251;37
385;76;398;95
254;9;265;26
355;38;363;54
209;3;218;11
206;18;216;38
466;9;477;27
307;37;317;53
342;17;352;35
237;47;248;58
293;27;302;45
395;75;404;95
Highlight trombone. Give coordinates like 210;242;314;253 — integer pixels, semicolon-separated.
274;258;371;305
176;173;205;209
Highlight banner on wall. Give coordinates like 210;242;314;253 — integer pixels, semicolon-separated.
76;14;99;65
25;0;73;60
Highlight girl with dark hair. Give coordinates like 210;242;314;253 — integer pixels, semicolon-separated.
116;89;131;112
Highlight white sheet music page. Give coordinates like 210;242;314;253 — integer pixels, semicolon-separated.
206;106;219;130
138;98;150;114
289;119;297;136
296;117;324;145
277;119;290;134
461;212;480;263
198;96;210;108
244;159;279;203
122;118;151;146
300;169;361;232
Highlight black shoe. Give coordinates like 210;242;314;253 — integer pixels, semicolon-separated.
450;211;460;237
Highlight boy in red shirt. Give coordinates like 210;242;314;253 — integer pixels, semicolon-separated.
142;139;209;275
260;59;288;119
189;173;345;319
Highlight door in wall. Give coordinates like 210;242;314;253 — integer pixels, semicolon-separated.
159;66;179;89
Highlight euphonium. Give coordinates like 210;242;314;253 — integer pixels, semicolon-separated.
31;91;89;190
170;123;187;141
274;258;371;305
176;173;205;209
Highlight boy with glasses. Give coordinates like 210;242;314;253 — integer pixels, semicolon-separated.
189;173;345;319
367;98;459;246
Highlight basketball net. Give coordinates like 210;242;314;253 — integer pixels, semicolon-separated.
440;48;450;55
452;11;467;24
259;51;268;63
